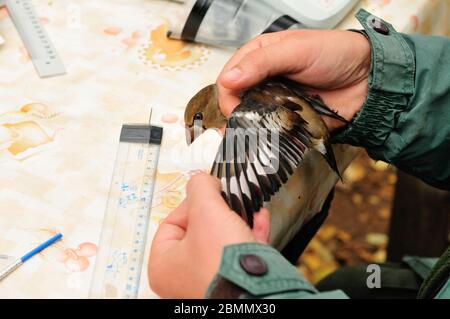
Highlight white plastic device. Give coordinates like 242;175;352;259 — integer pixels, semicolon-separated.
279;0;359;29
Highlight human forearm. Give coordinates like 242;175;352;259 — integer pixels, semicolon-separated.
333;10;450;190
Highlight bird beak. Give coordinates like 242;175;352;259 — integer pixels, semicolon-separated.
185;123;205;145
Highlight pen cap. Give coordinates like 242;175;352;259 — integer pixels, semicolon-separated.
167;0;306;47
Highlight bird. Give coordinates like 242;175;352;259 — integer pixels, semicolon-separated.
184;77;349;228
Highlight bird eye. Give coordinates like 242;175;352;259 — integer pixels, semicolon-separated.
193;112;203;121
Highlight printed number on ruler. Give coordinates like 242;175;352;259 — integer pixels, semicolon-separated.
89;125;163;299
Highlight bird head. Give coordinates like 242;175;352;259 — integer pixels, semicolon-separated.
184;84;228;145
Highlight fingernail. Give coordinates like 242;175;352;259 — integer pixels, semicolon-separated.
224;67;243;82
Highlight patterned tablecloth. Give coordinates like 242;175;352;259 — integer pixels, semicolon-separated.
0;0;448;298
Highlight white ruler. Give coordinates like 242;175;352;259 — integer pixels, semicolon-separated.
1;0;66;77
89;124;163;299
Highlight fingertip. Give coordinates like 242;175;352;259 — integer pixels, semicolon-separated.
252;208;271;244
187;172;221;193
187;171;208;186
217;87;241;117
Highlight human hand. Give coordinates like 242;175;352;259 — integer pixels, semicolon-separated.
217;30;371;131
148;173;271;298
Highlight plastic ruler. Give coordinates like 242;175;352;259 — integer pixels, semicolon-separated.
0;0;65;77
89;124;163;299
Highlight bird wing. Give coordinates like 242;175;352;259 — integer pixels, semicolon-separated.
265;77;351;124
210;101;314;228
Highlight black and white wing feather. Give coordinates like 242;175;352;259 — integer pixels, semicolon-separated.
211;101;315;228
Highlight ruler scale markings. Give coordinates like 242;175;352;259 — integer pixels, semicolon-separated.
126;146;159;297
90;125;163;299
115;142;145;296
4;0;65;77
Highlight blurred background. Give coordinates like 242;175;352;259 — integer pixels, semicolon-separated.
298;151;450;284
298;153;397;283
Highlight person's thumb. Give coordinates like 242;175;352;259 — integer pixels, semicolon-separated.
186;173;230;216
186;173;255;242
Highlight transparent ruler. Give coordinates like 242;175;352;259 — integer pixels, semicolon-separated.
1;0;66;77
90;124;163;299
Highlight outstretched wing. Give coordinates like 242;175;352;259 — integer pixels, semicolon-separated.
210;101;314;228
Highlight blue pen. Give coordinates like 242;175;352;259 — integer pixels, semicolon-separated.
0;233;63;282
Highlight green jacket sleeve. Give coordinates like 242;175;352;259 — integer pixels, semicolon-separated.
205;243;347;299
333;9;450;191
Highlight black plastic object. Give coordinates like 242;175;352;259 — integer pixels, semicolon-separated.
120;125;163;145
263;15;301;34
181;0;214;41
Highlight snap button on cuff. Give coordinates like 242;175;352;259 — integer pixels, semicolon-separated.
239;254;268;276
368;18;390;35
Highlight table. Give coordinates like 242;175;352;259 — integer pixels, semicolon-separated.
0;0;448;299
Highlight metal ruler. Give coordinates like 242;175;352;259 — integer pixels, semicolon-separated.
89;124;163;299
1;0;66;78
0;255;15;270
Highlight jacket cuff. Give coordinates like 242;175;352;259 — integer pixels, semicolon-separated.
205;243;317;298
333;9;415;152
